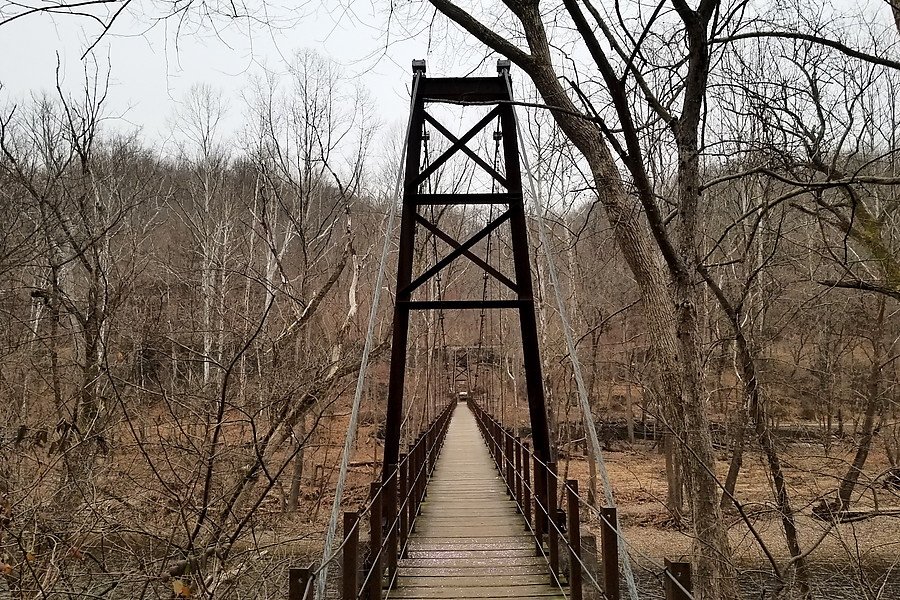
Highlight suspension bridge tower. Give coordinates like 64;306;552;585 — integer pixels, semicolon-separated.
382;59;553;468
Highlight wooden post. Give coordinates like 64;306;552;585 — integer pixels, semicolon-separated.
385;465;398;579
342;511;359;600
567;481;582;600
368;483;383;600
289;567;312;600
664;559;692;600
505;432;514;496
399;454;409;551
425;429;433;474
415;438;424;516
515;437;523;511
600;507;620;600
410;441;419;524
547;462;559;577
533;456;544;554
493;422;502;469
523;442;532;527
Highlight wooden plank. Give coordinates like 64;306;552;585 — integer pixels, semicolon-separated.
389;584;563;598
399;557;547;569
407;540;534;551
398;565;549;577
398;574;552;587
387;405;564;600
404;549;536;559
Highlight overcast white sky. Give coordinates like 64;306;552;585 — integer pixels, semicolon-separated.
1;0;893;152
0;0;480;146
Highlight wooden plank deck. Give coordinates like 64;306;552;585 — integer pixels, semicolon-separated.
388;403;564;600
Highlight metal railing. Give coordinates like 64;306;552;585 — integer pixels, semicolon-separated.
289;400;456;600
468;399;694;600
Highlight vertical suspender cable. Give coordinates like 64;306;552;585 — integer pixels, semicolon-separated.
501;70;640;600
315;71;424;600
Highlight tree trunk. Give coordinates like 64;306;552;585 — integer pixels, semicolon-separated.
838;297;886;510
625;376;635;445
288;417;306;512
720;393;746;511
700;267;811;597
423;2;739;595
664;433;684;522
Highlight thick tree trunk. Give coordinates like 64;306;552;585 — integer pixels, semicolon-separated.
424;2;738;596
892;1;900;37
525;24;736;600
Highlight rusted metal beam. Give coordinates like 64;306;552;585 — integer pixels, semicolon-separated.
409;192;519;205
381;58;552;485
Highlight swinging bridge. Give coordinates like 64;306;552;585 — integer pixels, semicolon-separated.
289;61;695;600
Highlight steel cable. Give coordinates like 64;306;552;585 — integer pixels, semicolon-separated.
480;402;696;600
315;71;425;600
500;67;642;600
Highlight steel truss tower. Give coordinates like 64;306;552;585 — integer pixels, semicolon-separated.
383;59;552;467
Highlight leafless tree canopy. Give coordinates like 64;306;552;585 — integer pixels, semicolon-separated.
1;2;900;599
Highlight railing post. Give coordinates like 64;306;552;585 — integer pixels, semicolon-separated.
523;442;532;528
414;437;424;518
600;507;620;600
385;464;398;580
411;440;419;516
490;421;499;466
515;436;523;511
342;511;359;600
368;483;383;600
664;560;692;600
399;453;409;553
289;567;312;600
431;428;438;473
533;455;544;554
495;422;502;469
547;462;559;577
567;480;582;600
505;431;514;496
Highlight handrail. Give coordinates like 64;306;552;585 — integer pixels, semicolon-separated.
289;400;456;600
467;398;696;600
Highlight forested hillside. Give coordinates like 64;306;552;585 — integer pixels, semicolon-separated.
2;1;900;598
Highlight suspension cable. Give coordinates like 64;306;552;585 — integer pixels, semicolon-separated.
423;125;451;422
315;71;424;600
474;119;502;406
500;69;640;600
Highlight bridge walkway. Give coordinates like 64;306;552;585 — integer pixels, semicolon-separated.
388;404;564;600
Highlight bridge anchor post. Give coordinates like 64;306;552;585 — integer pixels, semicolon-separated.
342;511;359;600
600;507;620;600
288;567;312;600
567;480;582;600
664;559;692;600
384;465;399;581
368;483;383;600
547;462;559;577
